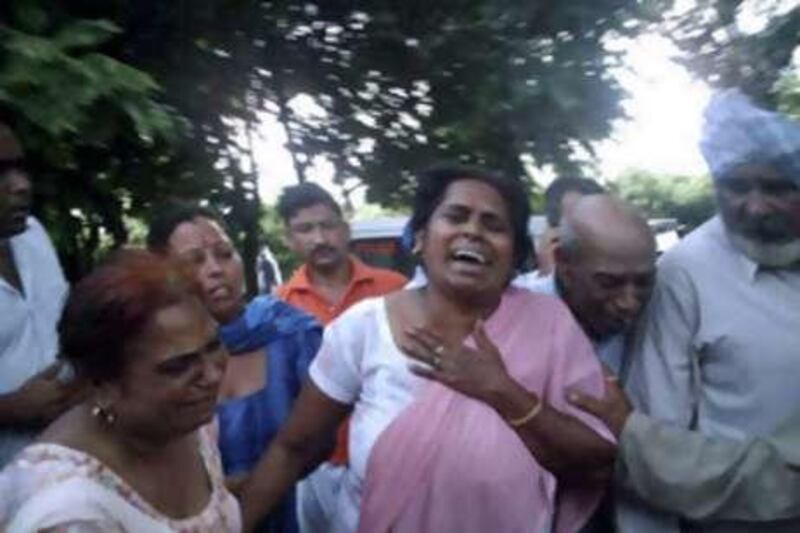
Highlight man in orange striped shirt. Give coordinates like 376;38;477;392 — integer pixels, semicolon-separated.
276;182;407;329
276;182;406;532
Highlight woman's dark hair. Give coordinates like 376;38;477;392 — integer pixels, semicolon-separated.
146;202;229;252
409;164;533;271
59;249;203;383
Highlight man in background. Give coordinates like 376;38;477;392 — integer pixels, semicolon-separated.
256;242;283;294
533;176;605;277
277;182;407;325
513;193;657;533
0;123;74;466
516;194;657;376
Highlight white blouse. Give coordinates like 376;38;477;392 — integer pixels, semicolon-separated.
309;296;424;533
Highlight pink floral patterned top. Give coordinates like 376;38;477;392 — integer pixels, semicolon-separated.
0;423;241;532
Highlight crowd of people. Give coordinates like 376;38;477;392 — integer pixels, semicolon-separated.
0;87;798;533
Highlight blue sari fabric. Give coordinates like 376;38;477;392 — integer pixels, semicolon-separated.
218;296;322;533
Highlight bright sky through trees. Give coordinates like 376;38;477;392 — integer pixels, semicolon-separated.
253;30;711;205
253;0;796;204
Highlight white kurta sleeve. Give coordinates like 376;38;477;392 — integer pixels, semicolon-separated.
308;306;366;405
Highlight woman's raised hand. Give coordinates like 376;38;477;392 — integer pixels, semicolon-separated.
401;320;513;404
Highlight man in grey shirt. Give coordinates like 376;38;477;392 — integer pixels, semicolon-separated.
613;90;800;532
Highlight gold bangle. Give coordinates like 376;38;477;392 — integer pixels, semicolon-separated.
506;400;543;428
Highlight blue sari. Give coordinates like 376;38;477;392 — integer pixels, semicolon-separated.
218;296;322;533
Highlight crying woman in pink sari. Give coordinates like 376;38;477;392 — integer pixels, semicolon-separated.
239;165;616;533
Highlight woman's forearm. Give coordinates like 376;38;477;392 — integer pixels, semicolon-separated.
238;381;349;532
486;377;616;477
239;434;328;531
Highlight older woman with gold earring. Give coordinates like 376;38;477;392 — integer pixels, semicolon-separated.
0;250;240;532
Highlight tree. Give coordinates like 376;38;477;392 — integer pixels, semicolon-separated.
74;0;670;202
60;1;269;290
246;0;671;206
665;0;800;103
0;2;188;278
609;169;717;231
2;2;269;290
5;0;676;282
259;204;297;283
776;71;800;119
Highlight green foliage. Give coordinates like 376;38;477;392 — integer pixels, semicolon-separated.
3;0;668;281
245;0;668;205
259;205;298;282
666;1;800;102
776;71;800;119
2;0;796;282
609;170;717;231
0;2;188;278
81;1;667;206
0;14;174;142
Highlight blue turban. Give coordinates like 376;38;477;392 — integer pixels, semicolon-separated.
700;89;800;184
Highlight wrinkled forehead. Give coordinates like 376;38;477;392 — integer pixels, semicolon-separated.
168;217;232;254
583;249;656;276
720;162;797;186
577;229;656;273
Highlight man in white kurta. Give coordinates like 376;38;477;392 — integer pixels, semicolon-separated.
0;124;71;466
621;90;800;532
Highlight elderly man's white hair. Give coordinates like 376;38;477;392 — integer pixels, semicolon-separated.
558;194;654;259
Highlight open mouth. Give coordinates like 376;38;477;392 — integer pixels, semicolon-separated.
450;249;489;266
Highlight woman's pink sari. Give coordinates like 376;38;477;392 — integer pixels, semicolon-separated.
358;288;614;533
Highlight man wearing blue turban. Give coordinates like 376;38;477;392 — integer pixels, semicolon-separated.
616;89;800;532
